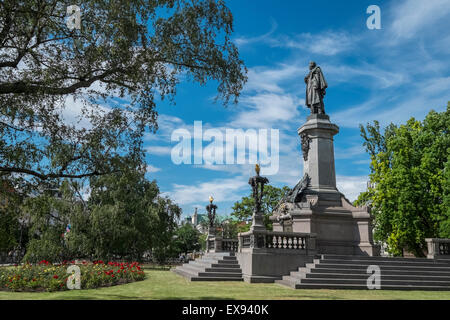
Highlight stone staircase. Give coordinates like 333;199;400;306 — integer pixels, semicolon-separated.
172;252;243;281
276;254;450;290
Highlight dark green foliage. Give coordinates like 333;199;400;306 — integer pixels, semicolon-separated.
174;223;201;255
0;0;247;189
357;103;450;257
231;185;290;231
21;167;181;263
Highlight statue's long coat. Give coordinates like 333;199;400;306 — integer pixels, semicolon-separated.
305;67;327;107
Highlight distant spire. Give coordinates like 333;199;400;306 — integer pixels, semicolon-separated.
192;207;198;225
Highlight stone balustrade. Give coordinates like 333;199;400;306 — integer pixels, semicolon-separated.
206;237;238;253
426;238;450;259
221;239;238;252
238;230;316;254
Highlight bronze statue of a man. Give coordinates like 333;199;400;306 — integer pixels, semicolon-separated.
304;61;327;114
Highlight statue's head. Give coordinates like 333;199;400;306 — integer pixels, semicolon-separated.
309;61;316;70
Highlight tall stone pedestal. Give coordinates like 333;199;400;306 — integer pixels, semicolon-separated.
271;114;380;256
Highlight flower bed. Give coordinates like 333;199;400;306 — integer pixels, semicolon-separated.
0;260;146;292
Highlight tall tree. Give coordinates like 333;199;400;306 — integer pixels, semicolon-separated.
356;103;450;257
20;166;182;262
0;179;25;260
86;166;181;261
0;0;247;189
231;185;290;231
174;223;201;255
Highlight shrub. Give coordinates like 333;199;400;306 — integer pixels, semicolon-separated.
0;260;146;292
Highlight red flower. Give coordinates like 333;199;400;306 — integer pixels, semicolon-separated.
53;275;59;279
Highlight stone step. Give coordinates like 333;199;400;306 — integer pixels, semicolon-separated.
305;272;450;281
196;258;220;264
211;262;241;268
215;259;239;264
276;254;450;291
292;283;450;291
274;279;297;289
315;263;450;272
180;264;204;275
319;254;447;263
309;267;450;276
204;267;242;273
300;277;450;287
204;252;235;257
198;258;238;265
190;276;243;282
197;271;243;278
221;256;238;261
281;275;306;283
190;260;214;268
172;267;197;280
172;251;244;282
320;259;450;267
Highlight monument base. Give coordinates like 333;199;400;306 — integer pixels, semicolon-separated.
236;248;315;283
271;194;380;256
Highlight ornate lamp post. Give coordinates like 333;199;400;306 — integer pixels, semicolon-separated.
248;164;269;232
206;195;217;237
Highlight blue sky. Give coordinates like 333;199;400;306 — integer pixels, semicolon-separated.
144;0;450;219
70;0;450;219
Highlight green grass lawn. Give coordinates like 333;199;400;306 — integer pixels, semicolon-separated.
1;269;450;300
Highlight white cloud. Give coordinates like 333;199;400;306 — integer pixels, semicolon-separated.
231;93;302;129
146;145;172;156
332;76;449;129
390;0;450;40
281;32;355;56
336;175;368;202
335;145;366;160
236;25;355;57
146;165;161;173
244;64;304;94
164;176;248;205
323;63;408;89
235;19;278;46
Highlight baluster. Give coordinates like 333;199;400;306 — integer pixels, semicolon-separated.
293;237;298;249
288;237;292;249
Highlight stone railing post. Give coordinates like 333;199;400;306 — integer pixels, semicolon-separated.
426;238;437;259
308;234;317;255
426;238;450;259
238;234;244;252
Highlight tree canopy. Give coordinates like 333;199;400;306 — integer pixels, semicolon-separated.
19;168;181;263
0;0;247;190
231;185;290;231
356;103;450;257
